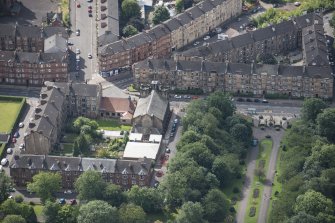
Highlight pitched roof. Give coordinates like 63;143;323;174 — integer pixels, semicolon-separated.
44;34;68;53
133;90;168;121
99;97;135;114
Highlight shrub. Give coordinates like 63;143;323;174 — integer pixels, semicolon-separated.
29;201;35;205
120;130;124;135
229;207;236;213
14;195;24;203
274;191;279;197
233;187;240;194
253;189;259;198
249;207;256;217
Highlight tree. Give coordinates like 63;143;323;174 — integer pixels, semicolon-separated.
230;123;252;146
76;134;89;154
77;200;118;223
27;172;61;203
182;142;214;169
288;212;319;223
206;91;235;120
175;0;184;13
2;215;26;223
58;204;78;223
103;184;127;207
97;148;111;158
301;98;328;122
1;199;37;223
152;6;170;25
256;53;278;64
123;25;138;37
73;140;80;156
121;0;141;20
160;171;187;208
255;166;265;181
127;185;163;213
75;171;106;202
203;189;230;222
0;172;13;203
42;201;60;223
119;203;146;223
317;108;335;143
175;201;205;223
176;130;201;150
295;190;334;217
212;154;241;186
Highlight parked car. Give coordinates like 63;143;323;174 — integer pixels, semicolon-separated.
237;98;244;102
13;131;20;138
183;95;191;99
19;143;25;150
166;148;171;153
88;53;92;59
76;3;80;8
89;13;93;17
282;117;287;120
6;148;12;154
88;6;92;9
156;170;163;177
19;122;24;128
70;199;77;205
88;9;92;13
262;99;269;103
12;138;17;143
76;48;80;54
203;35;210;41
64;190;73;194
174;118;178;124
246;98;252;102
154;181;159;188
59;198;66;205
1;158;8;166
265;135;271;138
174;95;182;99
170;132;174;138
75;29;80;36
254;99;260;103
193;41;200;46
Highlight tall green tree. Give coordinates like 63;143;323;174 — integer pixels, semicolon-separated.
152;6;170;25
301;98;328;122
75;171;106;202
203;189;230;222
295;190;334;217
42;201;60;223
230;123;252;146
127;185;163;213
1;199;37;223
121;0;141;20
77;200;118;223
175;0;184;13
316;108;335;143
73;140;80;156
119;203;146;223
212;154;241;186
27;172;61;203
175;201;205;223
2;215;26;223
103;184;127;207
160;171;187;208
0;172;13;203
206;91;235;120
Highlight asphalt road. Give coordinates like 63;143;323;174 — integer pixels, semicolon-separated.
69;0;98;82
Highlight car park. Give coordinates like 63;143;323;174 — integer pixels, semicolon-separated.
1;158;8;166
19;122;24;128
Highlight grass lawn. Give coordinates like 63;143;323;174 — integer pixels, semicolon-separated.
97;119;132;131
127;84;138;92
245;139;273;223
0;100;22;132
61;133;78;143
33;204;44;221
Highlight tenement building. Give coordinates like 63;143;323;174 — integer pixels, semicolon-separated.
133;59;333;99
174;13;325;64
98;0;242;76
24;82;102;155
10;155;153;189
0;51;68;85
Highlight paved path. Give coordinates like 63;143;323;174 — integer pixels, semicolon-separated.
257;129;284;223
236;137;259;223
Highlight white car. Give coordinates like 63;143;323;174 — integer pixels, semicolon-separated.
19;143;25;150
6;148;12;154
19;122;24;128
76;29;80;36
203;35;210;41
1;158;8;166
76;48;80;54
88;53;92;59
193;41;200;46
174;95;182;99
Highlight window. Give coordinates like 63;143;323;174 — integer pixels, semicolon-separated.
122;175;128;179
132;180;137;185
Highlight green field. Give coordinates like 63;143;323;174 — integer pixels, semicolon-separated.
97;119;132;131
0;98;24;132
245;139;273;223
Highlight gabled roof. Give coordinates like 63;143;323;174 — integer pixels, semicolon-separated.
133;90;168;121
44;34;67;53
99;97;136;114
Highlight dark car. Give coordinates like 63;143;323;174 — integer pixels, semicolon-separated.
89;13;93;17
13;131;20;138
237;98;244;102
70;199;77;205
265;135;271;138
246;98;252;102
59;198;66;205
254;99;260;102
12;138;17;143
166;148;171;153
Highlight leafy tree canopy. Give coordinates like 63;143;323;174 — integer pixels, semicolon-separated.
119;203;146;223
77;200;118;223
152;6;170;25
75;171;106;202
301;98;328;123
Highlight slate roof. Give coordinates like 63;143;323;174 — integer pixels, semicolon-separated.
197;0;215;13
46;82;100;98
0;24;16;37
175;12;193;26
185;5;204;19
44;34;67;53
147;25;171;40
133;90;168;121
134;59;332;79
98;31;119;47
10;155;151;175
163;18;182;32
0;51;68;64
